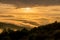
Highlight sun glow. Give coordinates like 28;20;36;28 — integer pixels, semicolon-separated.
24;8;32;12
19;7;36;13
25;7;31;10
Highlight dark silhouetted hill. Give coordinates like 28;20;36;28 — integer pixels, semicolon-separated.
0;21;60;40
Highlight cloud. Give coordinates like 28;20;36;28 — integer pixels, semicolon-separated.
52;9;60;11
17;20;39;26
5;19;39;26
0;0;60;8
0;15;14;17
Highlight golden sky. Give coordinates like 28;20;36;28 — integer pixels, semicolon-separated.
0;0;60;28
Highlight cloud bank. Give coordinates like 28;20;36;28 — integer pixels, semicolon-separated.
0;0;60;8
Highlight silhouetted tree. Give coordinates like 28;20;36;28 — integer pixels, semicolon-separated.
0;21;60;40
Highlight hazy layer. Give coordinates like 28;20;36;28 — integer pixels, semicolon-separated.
0;3;60;27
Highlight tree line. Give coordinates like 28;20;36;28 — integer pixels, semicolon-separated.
0;21;60;40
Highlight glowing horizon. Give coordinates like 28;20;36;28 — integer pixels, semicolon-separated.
0;3;60;28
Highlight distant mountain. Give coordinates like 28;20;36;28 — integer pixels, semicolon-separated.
0;22;23;30
0;21;38;30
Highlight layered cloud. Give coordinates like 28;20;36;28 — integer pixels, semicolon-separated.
0;0;60;8
0;15;14;17
0;0;60;28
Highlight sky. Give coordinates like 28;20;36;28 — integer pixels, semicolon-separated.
0;0;60;28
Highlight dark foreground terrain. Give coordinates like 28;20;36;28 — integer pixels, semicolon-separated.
0;21;60;40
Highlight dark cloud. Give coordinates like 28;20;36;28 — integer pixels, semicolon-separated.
52;9;60;11
51;16;60;19
0;0;60;8
0;15;14;17
18;20;39;26
5;19;39;26
35;18;48;21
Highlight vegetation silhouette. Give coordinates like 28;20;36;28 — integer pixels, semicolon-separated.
0;21;60;40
